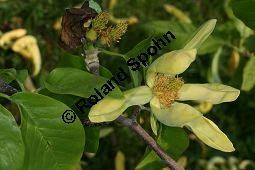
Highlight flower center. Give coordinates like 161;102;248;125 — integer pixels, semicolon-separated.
152;74;184;107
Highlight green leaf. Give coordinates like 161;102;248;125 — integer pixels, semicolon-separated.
241;56;255;91
232;0;255;30
198;36;224;55
0;104;24;170
0;68;17;83
57;53;86;70
11;92;85;170
39;88;79;107
136;125;189;170
84;127;99;153
0;68;28;83
45;68;124;98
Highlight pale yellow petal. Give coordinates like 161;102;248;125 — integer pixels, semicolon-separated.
89;96;126;122
0;29;27;47
124;86;152;106
12;35;42;76
184;19;217;50
29;44;41;76
178;83;240;104
185;117;235;152
146;48;197;87
150;98;201;127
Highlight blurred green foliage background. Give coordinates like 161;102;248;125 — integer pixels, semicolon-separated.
1;0;255;169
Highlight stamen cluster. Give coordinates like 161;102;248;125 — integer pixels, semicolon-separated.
152;74;184;107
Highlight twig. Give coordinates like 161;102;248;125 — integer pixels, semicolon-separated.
116;116;184;170
131;105;141;121
85;48;184;170
81;118;111;127
0;78;18;95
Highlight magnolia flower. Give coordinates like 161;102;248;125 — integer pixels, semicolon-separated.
88;19;240;152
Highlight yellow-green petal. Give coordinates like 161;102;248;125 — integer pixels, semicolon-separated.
185;117;235;152
89;96;127;122
124;86;153;106
89;86;152;122
150;99;201;127
177;83;240;104
184;19;217;50
146;48;197;87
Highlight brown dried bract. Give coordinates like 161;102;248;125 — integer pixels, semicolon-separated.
59;3;97;49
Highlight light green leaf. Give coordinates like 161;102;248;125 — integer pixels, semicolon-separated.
241;56;255;91
89;0;102;13
0;104;24;170
136;125;189;170
11;92;85;170
232;0;255;30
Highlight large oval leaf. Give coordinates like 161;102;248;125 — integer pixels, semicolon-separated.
11;92;85;170
0;104;24;170
45;68;123;98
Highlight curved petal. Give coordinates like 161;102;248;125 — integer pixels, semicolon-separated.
185;117;235;152
178;83;240;104
124;86;153;106
0;29;27;48
184;19;217;50
89;96;127;122
150;98;201;127
146;48;197;88
12;35;42;76
89;86;153;123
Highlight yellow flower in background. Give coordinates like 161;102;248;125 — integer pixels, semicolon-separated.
0;29;26;48
0;29;41;76
88;19;240;152
12;35;41;76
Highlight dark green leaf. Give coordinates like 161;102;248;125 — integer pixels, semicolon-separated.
141;20;195;50
84;127;100;153
11;92;85;170
0;104;24;170
125;36;153;87
57;53;86;70
232;0;255;30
